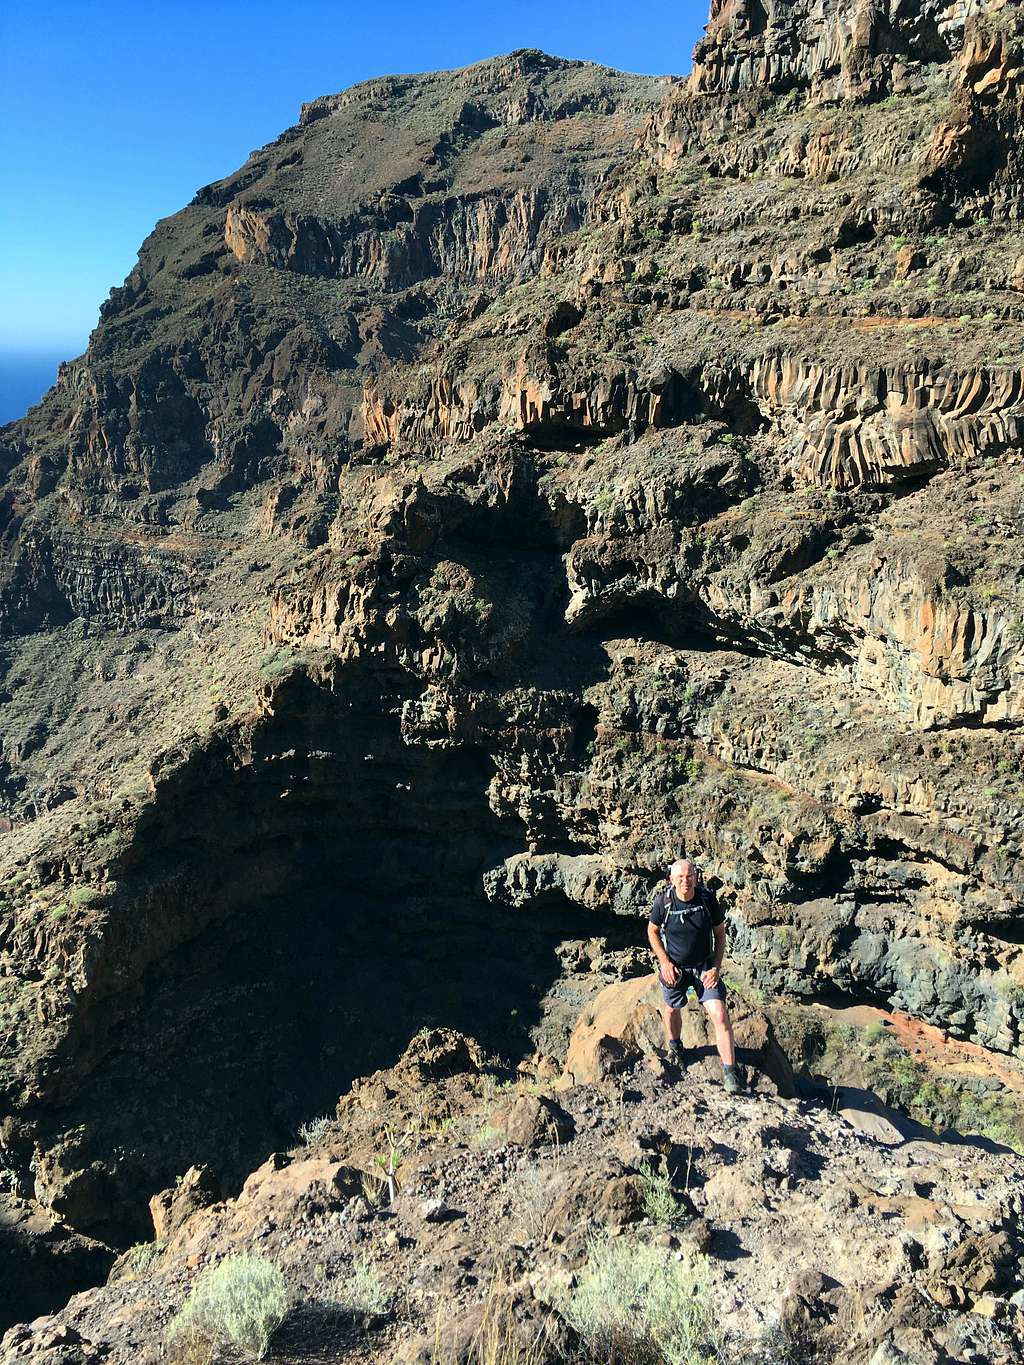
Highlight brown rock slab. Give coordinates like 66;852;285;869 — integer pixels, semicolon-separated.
561;973;795;1094
148;1164;220;1242
546;1160;645;1242
490;1095;574;1148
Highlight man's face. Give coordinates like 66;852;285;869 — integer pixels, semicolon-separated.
671;864;697;899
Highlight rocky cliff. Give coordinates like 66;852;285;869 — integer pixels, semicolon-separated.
1;0;1024;1348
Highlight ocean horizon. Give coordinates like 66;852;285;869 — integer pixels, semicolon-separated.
0;347;84;427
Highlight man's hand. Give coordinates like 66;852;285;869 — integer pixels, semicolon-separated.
659;961;679;987
701;965;719;989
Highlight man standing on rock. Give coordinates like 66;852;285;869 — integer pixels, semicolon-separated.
648;858;745;1094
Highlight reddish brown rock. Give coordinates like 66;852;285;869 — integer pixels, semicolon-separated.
561;974;795;1095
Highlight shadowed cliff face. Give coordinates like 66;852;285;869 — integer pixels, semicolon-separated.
1;1;1024;1326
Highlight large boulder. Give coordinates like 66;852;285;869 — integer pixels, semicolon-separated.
488;1094;575;1148
561;973;795;1095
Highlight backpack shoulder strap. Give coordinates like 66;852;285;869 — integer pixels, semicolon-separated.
697;886;715;958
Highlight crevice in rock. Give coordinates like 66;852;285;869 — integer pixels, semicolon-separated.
570;702;599;764
973;918;1024;947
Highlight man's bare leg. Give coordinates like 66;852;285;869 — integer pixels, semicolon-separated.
702;998;737;1067
662;1005;682;1043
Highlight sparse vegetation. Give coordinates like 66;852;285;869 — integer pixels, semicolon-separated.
554;1233;717;1365
372;1124;414;1202
258;646;311;681
975;582;1003;603
339;1255;391;1317
430;1268;547;1365
167;1254;289;1362
122;1240;164;1276
512;1161;561;1242
638;1166;689;1227
592;488;616;516
68;885;104;908
862;1035;1024;1153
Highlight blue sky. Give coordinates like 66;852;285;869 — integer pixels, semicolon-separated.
0;1;707;358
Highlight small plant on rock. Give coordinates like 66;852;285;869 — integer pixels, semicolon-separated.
976;582;1002;603
297;1114;333;1147
340;1254;392;1317
592;488;616;517
68;885;104;909
372;1123;414;1203
121;1239;164;1277
638;1166;688;1227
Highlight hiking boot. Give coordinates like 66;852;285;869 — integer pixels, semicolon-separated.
722;1064;745;1095
667;1040;688;1068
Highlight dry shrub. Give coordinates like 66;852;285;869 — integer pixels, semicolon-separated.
430;1268;550;1365
167;1253;289;1362
555;1233;718;1365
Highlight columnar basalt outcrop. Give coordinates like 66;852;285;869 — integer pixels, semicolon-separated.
225;188;584;288
745;355;1024;485
1;0;1024;1340
363;351;1024;490
690;0;987;103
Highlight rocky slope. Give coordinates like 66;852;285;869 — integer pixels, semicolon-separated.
2;1024;1022;1365
2;0;1024;1345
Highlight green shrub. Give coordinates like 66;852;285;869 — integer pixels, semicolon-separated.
555;1233;717;1365
258;646;310;680
68;886;104;909
637;1167;687;1227
167;1254;289;1361
123;1240;163;1276
340;1255;391;1316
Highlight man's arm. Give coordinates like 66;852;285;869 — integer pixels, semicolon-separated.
702;922;727;988
647;920;678;986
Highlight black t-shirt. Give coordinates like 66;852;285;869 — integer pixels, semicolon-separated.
649;885;724;968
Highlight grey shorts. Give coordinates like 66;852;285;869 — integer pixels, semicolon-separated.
658;964;727;1010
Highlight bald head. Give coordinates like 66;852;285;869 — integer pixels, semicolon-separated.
669;859;698;900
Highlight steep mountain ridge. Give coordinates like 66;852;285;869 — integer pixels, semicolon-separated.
1;0;1024;1341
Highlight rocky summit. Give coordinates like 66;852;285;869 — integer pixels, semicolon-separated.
1;0;1024;1359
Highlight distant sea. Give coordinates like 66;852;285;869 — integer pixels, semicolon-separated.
0;347;84;426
